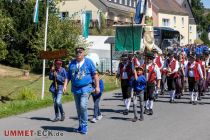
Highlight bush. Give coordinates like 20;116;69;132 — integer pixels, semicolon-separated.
16;87;37;100
22;64;31;71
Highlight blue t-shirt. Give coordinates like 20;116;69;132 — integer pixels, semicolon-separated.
68;58;96;94
133;75;146;92
92;79;104;97
49;67;67;93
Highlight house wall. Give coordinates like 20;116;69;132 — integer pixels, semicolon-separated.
57;0;100;20
158;13;189;45
189;24;197;44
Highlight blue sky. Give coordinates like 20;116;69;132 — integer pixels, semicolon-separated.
201;0;210;8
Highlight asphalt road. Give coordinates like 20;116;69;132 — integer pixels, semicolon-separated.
0;89;210;140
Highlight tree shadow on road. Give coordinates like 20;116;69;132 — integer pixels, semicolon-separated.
30;117;51;121
41;126;75;132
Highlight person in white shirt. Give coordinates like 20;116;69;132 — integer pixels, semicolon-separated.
117;54;134;115
163;51;179;103
185;54;203;105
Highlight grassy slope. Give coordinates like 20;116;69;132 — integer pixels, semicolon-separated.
0;65;119;118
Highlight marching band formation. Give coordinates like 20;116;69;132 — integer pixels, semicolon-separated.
117;45;210;122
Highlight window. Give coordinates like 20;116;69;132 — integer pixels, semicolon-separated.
162;18;170;27
182;17;184;26
189;26;192;32
129;0;132;6
119;0;122;4
125;0;127;5
61;12;69;20
174;16;176;25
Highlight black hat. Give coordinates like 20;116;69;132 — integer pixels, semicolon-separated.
145;51;155;59
188;53;196;59
167;51;174;57
204;50;209;55
196;54;202;59
152;48;158;53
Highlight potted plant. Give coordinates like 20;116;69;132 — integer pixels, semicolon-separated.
22;64;31;78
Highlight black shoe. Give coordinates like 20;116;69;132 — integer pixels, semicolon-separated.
193;101;197;105
60;113;65;121
132;117;138;122
52;117;59;122
139;116;144;121
148;109;153;115
123;109;129;115
144;109;149;114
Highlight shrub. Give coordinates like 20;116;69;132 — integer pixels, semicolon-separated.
16;87;37;100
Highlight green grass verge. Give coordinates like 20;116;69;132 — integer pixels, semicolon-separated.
0;75;119;118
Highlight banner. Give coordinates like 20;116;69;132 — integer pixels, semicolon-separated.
82;11;91;38
115;26;143;52
33;0;39;23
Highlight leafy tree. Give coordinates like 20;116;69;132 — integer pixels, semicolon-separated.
0;0;84;70
0;10;13;60
191;0;210;45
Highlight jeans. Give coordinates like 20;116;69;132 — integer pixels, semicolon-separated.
52;90;64;118
133;91;144;118
92;95;102;118
74;93;89;128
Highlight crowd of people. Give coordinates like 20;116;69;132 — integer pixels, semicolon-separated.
116;44;210;122
47;44;210;134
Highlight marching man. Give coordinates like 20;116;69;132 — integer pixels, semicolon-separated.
117;54;134;115
185;53;203;105
152;48;163;99
144;52;161;115
163;51;179;103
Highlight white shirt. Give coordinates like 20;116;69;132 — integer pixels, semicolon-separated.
153;55;164;69
185;61;203;79
170;59;179;74
76;58;85;69
117;62;134;79
146;63;161;81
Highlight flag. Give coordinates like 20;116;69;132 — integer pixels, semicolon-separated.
115;26;143;51
134;0;146;24
33;0;39;23
82;11;91;38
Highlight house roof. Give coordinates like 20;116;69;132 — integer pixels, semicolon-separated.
152;0;188;15
97;0;135;13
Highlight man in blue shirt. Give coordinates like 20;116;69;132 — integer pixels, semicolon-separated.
64;46;99;135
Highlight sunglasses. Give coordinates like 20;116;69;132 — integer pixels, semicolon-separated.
75;50;83;54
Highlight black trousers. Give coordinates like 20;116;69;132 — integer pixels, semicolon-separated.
188;77;199;92
121;79;132;99
145;83;155;101
167;77;176;91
